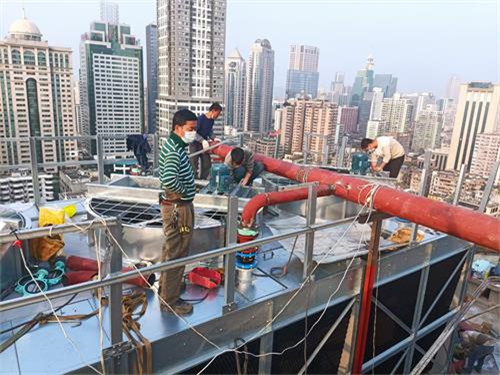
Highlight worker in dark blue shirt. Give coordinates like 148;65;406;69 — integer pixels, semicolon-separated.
190;103;222;179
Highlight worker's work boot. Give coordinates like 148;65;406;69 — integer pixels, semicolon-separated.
161;300;193;315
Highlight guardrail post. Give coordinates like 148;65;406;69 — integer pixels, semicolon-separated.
303;184;317;280
479;160;499;213
29;137;42;207
273;134;281;159
337;135;348;168
411;150;431;244
106;219;126;373
223;196;238;313
453;164;466;205
97;135;105;184
153;134;159;174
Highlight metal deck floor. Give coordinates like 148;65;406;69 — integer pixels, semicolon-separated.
0;204;443;374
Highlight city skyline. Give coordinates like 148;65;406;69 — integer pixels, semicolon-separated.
1;1;498;97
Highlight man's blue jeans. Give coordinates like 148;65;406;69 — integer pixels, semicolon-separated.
233;161;264;185
463;345;494;374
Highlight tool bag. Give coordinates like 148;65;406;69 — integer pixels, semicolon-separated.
29;235;65;262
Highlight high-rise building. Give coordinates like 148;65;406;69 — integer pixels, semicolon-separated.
0;13;78;171
278;99;338;163
470;133;500;184
411;107;443;152
369;87;384;121
73;80;82;136
373;74;397;98
80;21;144;156
145;24;158;134
285;45;319;99
338;106;358;134
224;49;246;129
380;93;414;133
350;55;374;106
100;0;119;24
446;75;461;101
366;120;384;139
357;91;374;137
244;39;275;133
413;92;436;121
446;82;500;171
156;0;226;137
329;71;346;104
0;172;55;203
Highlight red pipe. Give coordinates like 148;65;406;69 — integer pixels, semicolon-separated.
213;144;500;251
241;185;335;227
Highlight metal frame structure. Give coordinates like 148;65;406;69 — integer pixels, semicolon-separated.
1;138;498;374
0;189;475;374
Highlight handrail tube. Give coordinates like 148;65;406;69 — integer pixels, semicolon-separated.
0;218;118;244
0;217;356;312
241;184;335;226
212;144;500;251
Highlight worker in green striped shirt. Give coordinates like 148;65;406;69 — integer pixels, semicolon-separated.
158;109;197;315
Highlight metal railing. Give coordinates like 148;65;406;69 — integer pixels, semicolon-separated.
0;134;244;207
0;185;476;374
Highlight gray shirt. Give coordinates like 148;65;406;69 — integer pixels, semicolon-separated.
224;148;255;175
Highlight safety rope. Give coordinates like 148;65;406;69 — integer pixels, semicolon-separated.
122;291;152;375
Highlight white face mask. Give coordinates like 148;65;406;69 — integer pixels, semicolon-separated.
182;130;196;144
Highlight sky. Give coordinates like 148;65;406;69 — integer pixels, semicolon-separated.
1;0;499;98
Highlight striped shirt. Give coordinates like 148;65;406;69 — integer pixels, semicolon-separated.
159;132;196;201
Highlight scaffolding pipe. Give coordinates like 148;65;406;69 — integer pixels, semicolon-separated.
212;144;500;252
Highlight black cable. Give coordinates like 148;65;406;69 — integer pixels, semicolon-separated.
179;290;210;305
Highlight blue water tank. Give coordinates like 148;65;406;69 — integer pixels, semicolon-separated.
209;164;231;193
351;153;369;175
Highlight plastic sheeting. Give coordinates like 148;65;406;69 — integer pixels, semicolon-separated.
265;216;372;263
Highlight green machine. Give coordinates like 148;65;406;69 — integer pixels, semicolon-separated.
351;153;370;175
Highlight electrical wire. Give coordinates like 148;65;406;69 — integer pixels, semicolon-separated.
57;183;382;373
13;231;104;375
0;292;79;335
96;198;369;366
196;185;382;373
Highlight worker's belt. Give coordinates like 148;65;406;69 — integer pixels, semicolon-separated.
160;199;193;206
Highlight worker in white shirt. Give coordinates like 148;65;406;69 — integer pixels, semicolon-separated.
361;136;406;178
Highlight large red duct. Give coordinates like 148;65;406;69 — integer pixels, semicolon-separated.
213;144;500;251
241;185;335;227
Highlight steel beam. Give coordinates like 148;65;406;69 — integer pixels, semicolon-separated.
258;332;274;375
403;245;432;373
352;218;383;374
416;251;467;330
297;298;356;375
